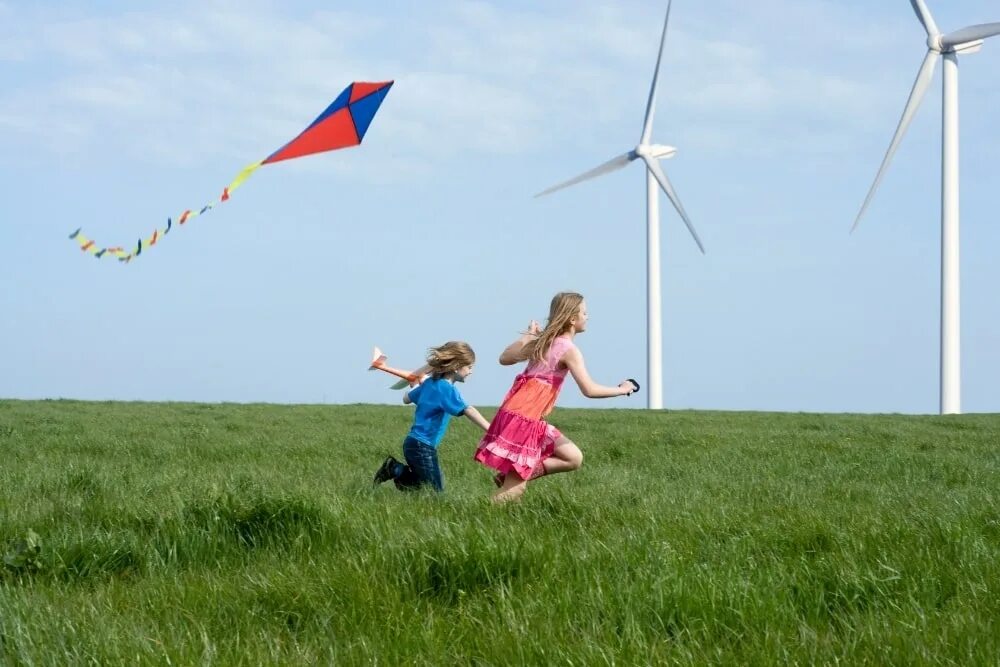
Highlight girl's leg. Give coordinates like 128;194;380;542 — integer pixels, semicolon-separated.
538;435;583;476
493;434;583;488
492;470;528;503
491;437;582;501
493;433;582;487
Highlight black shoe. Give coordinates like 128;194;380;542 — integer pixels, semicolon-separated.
373;456;401;485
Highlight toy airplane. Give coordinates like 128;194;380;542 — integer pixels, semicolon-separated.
369;346;430;390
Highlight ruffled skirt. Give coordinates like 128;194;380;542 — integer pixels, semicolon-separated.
473;408;561;480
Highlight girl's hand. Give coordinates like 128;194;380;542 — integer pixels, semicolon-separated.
619;379;640;396
520;320;541;337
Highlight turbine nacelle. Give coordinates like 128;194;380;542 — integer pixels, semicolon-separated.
951;39;984;55
635;144;678;160
928;34;986;55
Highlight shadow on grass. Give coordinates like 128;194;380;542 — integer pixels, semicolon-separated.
411;537;534;605
2;489;331;586
185;493;327;549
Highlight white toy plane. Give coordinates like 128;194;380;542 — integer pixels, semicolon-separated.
369;347;430;390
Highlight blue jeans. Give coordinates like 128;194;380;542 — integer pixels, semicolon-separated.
394;436;444;492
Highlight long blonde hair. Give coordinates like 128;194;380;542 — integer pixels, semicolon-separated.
426;341;476;378
525;292;584;363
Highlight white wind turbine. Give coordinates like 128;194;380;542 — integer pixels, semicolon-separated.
535;0;704;410
853;0;1000;415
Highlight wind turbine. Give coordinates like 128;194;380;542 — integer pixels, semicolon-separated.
535;0;704;410
853;0;1000;415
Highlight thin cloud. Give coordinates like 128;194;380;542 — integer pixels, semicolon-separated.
0;0;962;171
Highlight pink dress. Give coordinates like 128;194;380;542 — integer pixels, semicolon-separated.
474;336;575;479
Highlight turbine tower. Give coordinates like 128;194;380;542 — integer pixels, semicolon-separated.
536;0;704;410
853;0;1000;415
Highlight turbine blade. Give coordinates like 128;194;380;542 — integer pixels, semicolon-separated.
534;152;634;198
852;50;938;233
909;0;940;36
942;22;1000;48
640;0;673;145
642;155;706;254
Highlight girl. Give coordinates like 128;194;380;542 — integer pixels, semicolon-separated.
474;292;638;502
373;341;490;492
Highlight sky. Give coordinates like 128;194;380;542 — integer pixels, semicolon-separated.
2;0;999;414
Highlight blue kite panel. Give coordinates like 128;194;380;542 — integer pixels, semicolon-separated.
349;85;391;140
305;84;354;132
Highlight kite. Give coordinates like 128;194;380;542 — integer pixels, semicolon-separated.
69;80;393;263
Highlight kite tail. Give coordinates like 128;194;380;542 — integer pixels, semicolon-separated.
69;160;264;262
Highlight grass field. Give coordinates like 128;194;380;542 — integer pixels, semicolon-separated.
2;399;999;665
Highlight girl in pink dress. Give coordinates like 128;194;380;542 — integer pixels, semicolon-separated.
474;292;639;502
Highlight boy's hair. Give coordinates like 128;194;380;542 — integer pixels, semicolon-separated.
525;291;584;363
427;341;476;378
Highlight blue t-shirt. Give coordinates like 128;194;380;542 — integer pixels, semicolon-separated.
406;377;469;447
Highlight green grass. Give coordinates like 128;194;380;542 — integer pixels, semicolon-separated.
2;400;999;665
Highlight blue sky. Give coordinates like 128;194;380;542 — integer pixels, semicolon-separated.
2;0;998;413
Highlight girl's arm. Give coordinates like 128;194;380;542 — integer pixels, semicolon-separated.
463;406;490;431
403;391;413;405
561;347;634;399
499;336;532;366
499;320;540;366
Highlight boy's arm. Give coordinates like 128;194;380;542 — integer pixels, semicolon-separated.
404;382;424;406
463;406;490;431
